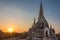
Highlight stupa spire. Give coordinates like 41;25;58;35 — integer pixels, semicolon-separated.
34;17;35;25
50;24;52;29
39;1;44;18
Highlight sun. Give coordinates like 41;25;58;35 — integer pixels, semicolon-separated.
8;27;14;33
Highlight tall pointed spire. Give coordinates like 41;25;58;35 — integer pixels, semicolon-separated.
39;1;44;18
50;24;52;29
34;17;35;25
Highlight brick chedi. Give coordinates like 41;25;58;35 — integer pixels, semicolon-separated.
25;1;58;40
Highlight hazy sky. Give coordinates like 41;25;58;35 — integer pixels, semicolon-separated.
0;0;60;33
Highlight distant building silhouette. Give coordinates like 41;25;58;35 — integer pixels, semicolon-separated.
0;30;4;39
25;1;58;40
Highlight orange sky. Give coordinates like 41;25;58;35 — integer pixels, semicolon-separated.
0;20;60;34
0;19;32;33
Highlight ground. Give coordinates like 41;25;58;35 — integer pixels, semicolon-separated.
3;37;25;40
